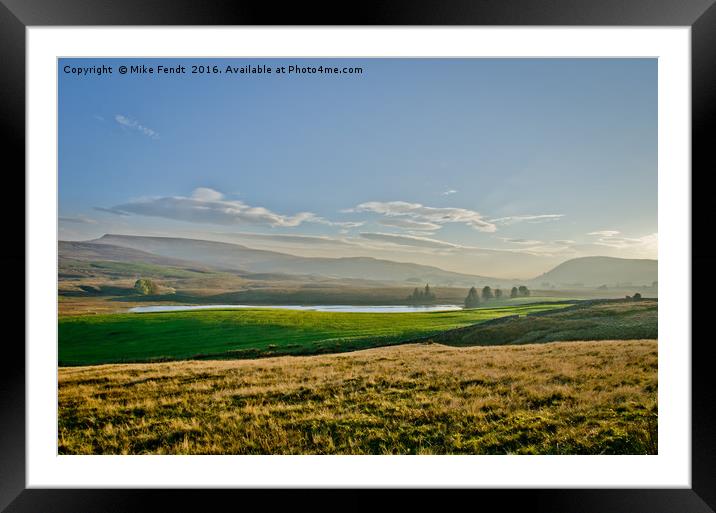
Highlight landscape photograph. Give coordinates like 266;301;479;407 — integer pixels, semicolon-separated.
58;57;657;455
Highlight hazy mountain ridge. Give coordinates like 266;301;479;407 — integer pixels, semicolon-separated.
63;234;658;289
59;240;213;270
530;256;657;288
89;234;508;286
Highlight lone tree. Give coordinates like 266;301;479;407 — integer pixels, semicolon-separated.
134;278;159;295
464;286;480;309
494;288;503;299
424;283;436;300
518;285;530;297
633;292;642;300
482;286;493;301
510;286;519;298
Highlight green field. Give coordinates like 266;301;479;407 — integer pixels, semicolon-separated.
432;299;658;346
58;302;571;365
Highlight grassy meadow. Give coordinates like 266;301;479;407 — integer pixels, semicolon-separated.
57;296;658;455
432;299;657;346
59;302;571;365
58;340;657;455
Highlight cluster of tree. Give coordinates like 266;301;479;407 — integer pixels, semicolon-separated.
134;278;159;296
465;285;530;308
407;284;437;304
626;292;643;300
511;285;530;298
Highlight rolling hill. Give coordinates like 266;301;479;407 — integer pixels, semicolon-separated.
89;234;504;286
529;256;657;288
59;240;211;269
62;235;658;291
425;298;657;346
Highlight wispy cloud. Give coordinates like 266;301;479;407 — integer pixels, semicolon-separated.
507;243;578;257
359;232;464;249
93;206;131;216
100;187;360;229
378;218;441;231
588;230;621;237
441;189;458;196
490;236;580;257
490;214;564;225
501;237;543;245
214;231;360;247
346;201;496;233
589;230;658;250
115;114;159;139
312;218;365;229
59;215;96;224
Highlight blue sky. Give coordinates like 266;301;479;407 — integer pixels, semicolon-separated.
59;58;657;278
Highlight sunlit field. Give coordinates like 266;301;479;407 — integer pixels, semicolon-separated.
58;340;657;455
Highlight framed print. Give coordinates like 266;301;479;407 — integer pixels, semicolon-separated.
3;0;715;511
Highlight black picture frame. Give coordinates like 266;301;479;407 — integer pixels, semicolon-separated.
2;1;714;511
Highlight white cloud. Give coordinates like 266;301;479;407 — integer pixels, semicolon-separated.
347;201;496;232
442;189;458;196
592;232;658;250
359;232;464;249
588;230;621;237
312;218;365;229
94;206;131;216
115;114;159;139
59;216;97;225
581;230;658;258
192;187;224;201
214;231;360;247
501;238;543;245
490;214;564;225
508;243;578;257
378;218;441;231
102;187;364;230
106;188;331;228
488;237;582;257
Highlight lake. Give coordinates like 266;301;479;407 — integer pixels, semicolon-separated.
129;304;464;314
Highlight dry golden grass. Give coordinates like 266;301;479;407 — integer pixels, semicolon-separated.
58;296;146;316
58;340;657;455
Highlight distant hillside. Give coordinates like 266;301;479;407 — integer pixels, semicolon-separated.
425;299;657;347
90;234;505;286
59;241;211;270
530;256;657;288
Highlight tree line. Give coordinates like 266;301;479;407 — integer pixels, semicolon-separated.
406;284;437;304
464;285;530;308
407;283;532;307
